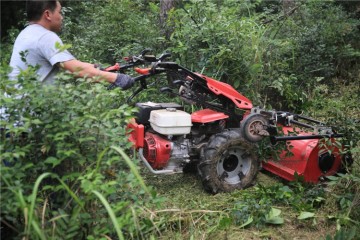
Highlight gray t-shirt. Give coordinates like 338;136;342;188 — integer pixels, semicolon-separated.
9;24;75;84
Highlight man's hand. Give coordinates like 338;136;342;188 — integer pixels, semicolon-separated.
62;60;132;88
114;73;135;90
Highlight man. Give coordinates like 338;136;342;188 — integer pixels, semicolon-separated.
9;0;134;89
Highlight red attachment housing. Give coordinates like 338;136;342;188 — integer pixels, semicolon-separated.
195;73;253;110
143;132;171;169
191;109;229;123
127;118;144;148
262;126;342;183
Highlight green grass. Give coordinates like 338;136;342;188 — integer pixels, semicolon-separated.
142;170;353;239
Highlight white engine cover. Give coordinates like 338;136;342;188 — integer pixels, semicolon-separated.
149;108;192;135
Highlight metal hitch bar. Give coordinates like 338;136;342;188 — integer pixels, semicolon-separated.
270;133;343;145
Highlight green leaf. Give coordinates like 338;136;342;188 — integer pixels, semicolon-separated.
249;63;262;75
26;173;52;236
268;207;282;217
326;175;339;181
92;190;124;240
31;119;42;125
239;216;253;228
265;216;284;225
265;208;284;225
298;211;315;220
111;146;150;194
219;217;232;229
44;157;61;168
55;41;72;52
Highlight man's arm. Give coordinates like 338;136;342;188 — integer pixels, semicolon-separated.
59;59;117;83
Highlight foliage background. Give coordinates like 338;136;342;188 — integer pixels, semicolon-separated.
1;0;359;239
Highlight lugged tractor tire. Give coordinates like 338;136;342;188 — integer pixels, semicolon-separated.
198;130;259;194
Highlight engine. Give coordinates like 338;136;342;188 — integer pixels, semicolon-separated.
130;102;228;172
134;102;193;171
143;132;191;171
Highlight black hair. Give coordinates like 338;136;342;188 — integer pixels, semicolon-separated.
26;0;58;21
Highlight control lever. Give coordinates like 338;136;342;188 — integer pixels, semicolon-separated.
140;48;152;55
173;80;185;85
160;87;173;93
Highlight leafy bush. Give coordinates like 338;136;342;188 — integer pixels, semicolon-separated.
61;0;163;63
167;0;267;101
163;0;359;110
306;79;359;168
0;65;161;239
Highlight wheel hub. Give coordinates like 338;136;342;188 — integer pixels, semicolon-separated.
217;147;251;184
223;155;239;172
248;120;268;136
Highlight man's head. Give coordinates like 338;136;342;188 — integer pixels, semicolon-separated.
26;0;63;32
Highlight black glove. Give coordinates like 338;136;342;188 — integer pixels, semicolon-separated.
113;73;135;90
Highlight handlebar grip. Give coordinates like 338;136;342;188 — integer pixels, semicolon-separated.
104;63;121;71
134;67;150;75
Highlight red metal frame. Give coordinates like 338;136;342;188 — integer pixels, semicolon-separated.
127;118;144;148
196;73;253;110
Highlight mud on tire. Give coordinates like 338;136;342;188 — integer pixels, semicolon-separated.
198;130;259;194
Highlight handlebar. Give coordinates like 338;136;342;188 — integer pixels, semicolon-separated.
133;74;150;82
158;53;171;61
105;50;203;103
104;49;172;73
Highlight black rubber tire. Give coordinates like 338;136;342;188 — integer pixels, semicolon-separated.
198;130;259;194
240;113;268;143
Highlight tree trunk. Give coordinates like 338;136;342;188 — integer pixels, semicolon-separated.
160;0;176;40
